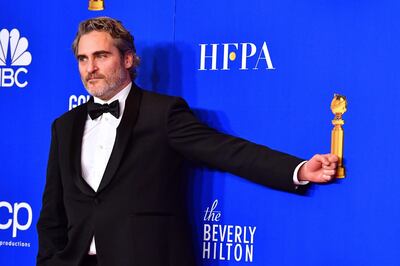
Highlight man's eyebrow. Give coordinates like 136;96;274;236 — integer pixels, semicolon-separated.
93;50;112;56
76;54;87;59
76;50;112;59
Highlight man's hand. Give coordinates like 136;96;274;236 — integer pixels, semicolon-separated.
298;154;338;183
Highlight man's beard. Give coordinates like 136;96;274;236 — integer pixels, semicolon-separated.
82;67;128;100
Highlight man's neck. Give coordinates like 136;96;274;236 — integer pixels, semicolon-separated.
94;81;132;104
98;79;132;101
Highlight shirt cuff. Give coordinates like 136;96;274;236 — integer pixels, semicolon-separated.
293;161;309;186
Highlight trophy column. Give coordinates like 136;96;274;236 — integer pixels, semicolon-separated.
330;94;347;178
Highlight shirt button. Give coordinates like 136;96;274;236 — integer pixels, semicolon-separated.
105;117;109;121
99;145;103;150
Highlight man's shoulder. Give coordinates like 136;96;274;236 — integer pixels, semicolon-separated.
53;102;87;126
141;89;181;102
139;89;188;110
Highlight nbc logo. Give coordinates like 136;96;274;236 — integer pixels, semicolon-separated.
0;29;32;88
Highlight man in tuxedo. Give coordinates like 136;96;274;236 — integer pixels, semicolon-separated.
37;17;338;266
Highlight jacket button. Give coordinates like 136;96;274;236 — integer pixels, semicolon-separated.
94;198;100;205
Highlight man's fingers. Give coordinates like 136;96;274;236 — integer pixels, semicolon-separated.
314;154;330;165
315;154;339;166
327;154;339;163
323;169;335;176
321;174;334;182
319;167;337;182
323;163;337;170
304;154;339;183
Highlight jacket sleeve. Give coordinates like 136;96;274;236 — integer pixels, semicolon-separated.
166;97;304;192
36;120;68;265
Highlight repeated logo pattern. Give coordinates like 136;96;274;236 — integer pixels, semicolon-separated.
0;29;32;66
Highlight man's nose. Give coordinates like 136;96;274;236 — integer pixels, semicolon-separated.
86;59;98;73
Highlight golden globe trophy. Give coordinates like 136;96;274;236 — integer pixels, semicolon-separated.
88;0;104;11
330;94;347;178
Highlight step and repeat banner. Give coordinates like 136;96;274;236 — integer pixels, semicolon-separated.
1;0;399;265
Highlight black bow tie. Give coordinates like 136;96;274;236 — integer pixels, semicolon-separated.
87;100;120;120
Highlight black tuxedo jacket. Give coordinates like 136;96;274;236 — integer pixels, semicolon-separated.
37;84;303;266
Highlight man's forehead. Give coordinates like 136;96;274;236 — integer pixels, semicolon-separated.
78;31;116;54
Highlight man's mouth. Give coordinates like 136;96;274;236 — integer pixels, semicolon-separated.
87;77;102;83
86;74;104;82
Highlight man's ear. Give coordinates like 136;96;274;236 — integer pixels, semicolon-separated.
124;51;134;69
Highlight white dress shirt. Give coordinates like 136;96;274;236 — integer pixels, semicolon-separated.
81;82;132;255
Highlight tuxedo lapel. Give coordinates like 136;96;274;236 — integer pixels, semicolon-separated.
97;85;142;193
70;100;96;196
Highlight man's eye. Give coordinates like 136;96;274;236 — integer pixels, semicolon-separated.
97;53;108;59
78;57;87;62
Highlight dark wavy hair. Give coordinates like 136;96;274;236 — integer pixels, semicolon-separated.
72;16;140;79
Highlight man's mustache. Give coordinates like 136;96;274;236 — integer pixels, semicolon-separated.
86;74;105;82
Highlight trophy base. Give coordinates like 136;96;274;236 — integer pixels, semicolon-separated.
336;167;345;178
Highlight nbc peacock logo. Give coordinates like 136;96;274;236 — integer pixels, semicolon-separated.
0;28;32;88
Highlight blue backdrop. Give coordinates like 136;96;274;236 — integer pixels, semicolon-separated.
1;0;399;265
